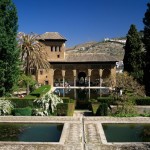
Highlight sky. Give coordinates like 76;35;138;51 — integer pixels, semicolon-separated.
13;0;149;47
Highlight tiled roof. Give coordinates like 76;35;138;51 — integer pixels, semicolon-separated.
38;32;66;40
50;53;118;62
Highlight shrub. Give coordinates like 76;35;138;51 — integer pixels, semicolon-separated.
12;107;32;116
9;98;35;108
91;102;101;115
135;97;150;105
96;103;108;116
30;85;51;97
0;99;14;115
97;97;113;104
57;103;68;116
57;100;75;116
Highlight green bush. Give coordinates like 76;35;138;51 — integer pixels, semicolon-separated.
57;100;75;116
91;102;101;115
9;98;35;108
12;107;32;116
57;103;68;116
61;97;70;103
96;103;108;116
135;97;150;105
30;85;51;97
97;97;113;104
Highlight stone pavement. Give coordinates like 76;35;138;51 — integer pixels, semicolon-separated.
0;116;150;150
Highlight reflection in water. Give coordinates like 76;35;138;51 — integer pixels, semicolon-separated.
102;123;150;142
0;123;63;142
54;88;110;109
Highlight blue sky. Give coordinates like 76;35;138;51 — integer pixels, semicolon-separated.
13;0;149;47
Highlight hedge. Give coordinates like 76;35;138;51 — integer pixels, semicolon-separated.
57;99;75;116
96;103;108;116
12;107;32;116
135;97;150;105
30;85;51;97
97;97;113;104
91;102;101;115
8;98;35;108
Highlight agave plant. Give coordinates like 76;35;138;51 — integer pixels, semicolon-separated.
0;100;14;115
34;92;63;115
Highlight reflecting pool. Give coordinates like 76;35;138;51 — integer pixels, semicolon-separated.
54;88;110;109
0;123;63;142
102;123;150;142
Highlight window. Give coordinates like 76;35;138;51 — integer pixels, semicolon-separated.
57;55;60;58
45;81;49;85
51;46;53;52
30;68;35;75
40;70;43;75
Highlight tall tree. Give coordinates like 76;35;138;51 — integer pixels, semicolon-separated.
18;32;50;94
0;0;20;96
123;24;144;84
143;3;150;96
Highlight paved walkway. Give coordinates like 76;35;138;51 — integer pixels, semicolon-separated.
0;116;150;150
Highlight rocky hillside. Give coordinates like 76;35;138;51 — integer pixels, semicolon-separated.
66;40;125;61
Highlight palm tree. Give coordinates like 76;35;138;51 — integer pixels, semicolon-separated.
17;32;50;94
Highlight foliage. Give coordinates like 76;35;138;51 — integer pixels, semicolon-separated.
96;103;108;116
18;73;37;92
143;3;150;96
123;24;144;84
112;72;145;115
113;99;137;117
34;92;63;115
12;107;32;116
57;103;68;116
30;85;51;97
115;72;144;97
57;101;75;116
135;97;150;105
0;0;20;96
0;99;14;115
17;32;50;94
9;98;35;108
91;102;101;115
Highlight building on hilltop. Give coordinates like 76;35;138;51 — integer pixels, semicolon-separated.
34;32;118;87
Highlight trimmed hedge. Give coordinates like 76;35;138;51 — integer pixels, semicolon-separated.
57;103;68;116
91;102;101;115
57;99;75;116
12;107;32;116
135;97;150;105
97;97;113;104
30;85;51;97
96;103;108;116
8;98;35;108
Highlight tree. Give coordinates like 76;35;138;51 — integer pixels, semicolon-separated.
123;24;144;84
143;3;150;96
112;72;144;116
18;32;50;94
0;0;20;96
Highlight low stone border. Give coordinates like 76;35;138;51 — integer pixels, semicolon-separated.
0;116;150;150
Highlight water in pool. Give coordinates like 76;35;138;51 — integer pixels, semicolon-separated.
0;123;63;142
54;88;110;109
102;123;150;142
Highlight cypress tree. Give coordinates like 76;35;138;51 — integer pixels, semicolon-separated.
0;0;20;96
143;3;150;96
123;24;144;84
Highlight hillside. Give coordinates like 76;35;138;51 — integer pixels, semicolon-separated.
66;40;125;61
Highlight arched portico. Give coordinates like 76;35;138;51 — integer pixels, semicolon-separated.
78;72;87;86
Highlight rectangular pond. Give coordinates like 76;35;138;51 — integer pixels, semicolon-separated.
102;123;150;142
54;88;110;109
0;123;63;142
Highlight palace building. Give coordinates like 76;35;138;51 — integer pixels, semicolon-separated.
36;32;118;87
